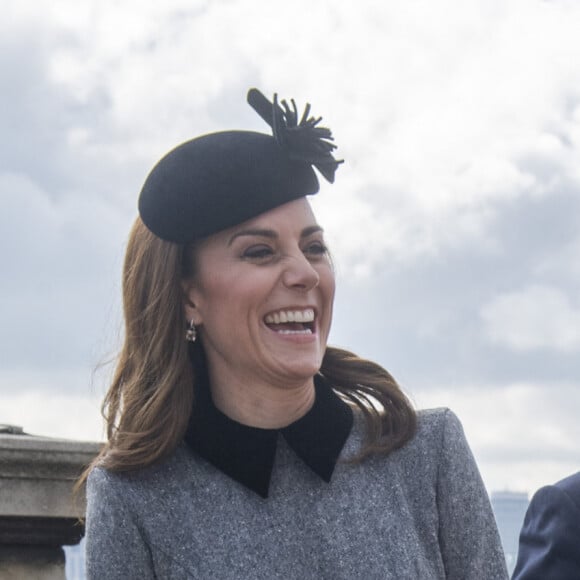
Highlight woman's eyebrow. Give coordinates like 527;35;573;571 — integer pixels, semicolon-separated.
301;225;324;238
228;228;277;246
228;225;323;246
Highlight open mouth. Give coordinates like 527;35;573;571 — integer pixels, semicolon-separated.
263;308;316;334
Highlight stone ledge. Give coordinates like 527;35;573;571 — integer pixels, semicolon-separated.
0;433;101;519
0;434;101;480
0;431;99;578
0;516;84;546
0;545;65;580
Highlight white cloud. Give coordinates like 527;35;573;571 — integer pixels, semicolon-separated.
3;0;580;498
534;234;580;283
0;389;104;442
414;381;580;494
0;366;108;441
481;284;580;353
0;171;126;369
6;0;579;277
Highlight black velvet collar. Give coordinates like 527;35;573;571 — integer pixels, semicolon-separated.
184;354;353;499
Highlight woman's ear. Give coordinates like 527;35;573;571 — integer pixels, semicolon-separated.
182;280;204;326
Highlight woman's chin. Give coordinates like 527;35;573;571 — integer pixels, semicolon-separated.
271;356;324;384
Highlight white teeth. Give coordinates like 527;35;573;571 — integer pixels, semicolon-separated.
264;309;315;324
277;329;313;335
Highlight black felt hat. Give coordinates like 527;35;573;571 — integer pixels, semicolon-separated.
138;89;342;243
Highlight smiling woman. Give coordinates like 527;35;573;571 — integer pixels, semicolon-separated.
182;199;336;426
81;88;508;579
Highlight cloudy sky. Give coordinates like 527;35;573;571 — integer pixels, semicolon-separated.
2;0;580;496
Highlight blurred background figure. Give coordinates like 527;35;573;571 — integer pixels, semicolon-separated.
512;471;580;579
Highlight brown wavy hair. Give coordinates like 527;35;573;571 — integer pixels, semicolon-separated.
79;217;415;484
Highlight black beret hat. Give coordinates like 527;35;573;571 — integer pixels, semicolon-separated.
138;89;342;243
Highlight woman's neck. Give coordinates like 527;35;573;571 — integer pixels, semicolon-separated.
206;368;316;429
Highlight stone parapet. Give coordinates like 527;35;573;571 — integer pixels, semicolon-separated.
0;427;101;579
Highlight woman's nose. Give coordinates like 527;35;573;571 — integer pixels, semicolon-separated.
282;253;320;291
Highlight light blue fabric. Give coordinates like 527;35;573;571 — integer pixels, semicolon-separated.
86;408;508;579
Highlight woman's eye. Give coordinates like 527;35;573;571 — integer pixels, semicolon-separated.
304;241;328;256
242;245;275;260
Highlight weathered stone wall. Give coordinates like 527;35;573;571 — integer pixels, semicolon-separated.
0;426;100;579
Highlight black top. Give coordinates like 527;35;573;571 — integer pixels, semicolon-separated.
184;354;354;498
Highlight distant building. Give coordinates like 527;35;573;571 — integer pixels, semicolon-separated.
65;537;86;580
491;490;529;575
64;538;86;580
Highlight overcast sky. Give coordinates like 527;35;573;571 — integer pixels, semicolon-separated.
2;0;580;495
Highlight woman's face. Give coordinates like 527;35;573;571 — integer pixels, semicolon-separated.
183;197;335;388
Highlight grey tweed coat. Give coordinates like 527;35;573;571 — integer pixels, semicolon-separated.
86;408;508;579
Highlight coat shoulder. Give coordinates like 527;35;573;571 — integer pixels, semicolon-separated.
555;471;580;506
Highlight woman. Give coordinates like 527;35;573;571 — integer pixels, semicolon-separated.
84;88;508;579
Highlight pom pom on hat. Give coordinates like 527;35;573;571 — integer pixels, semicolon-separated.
138;89;341;243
